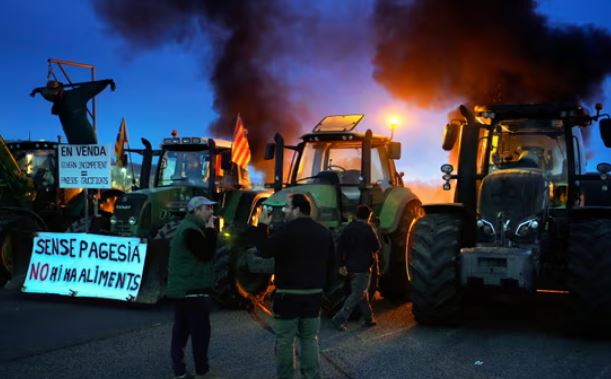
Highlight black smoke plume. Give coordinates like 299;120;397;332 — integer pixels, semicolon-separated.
92;0;303;166
373;0;611;107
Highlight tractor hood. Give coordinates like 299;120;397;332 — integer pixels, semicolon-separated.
478;168;547;241
112;185;212;237
262;184;341;229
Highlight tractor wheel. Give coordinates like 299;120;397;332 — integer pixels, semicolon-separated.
567;217;611;322
409;213;463;325
379;201;424;302
0;232;13;287
213;246;252;309
0;214;46;288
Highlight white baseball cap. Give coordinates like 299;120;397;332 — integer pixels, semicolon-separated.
187;196;216;211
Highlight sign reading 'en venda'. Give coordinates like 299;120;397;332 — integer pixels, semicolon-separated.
23;232;147;301
58;144;111;189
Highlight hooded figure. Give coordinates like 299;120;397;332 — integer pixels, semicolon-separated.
32;79;115;144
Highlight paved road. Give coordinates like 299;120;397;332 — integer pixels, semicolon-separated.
1;289;611;379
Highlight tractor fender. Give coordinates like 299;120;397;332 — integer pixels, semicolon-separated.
420;203;477;246
221;190;270;227
378;187;420;234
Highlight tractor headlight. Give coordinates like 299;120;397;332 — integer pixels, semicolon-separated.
128;216;137;225
477;218;496;236
515;218;539;237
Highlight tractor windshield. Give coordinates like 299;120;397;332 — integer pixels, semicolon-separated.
487;119;569;206
14;149;57;187
294;140;390;187
157;149;211;187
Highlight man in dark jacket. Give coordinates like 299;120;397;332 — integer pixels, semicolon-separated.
331;204;381;331
166;196;219;379
257;193;336;379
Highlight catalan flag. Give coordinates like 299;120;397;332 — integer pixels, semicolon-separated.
231;114;251;169
114;117;128;167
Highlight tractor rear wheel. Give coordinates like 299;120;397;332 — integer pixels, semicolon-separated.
0;214;46;288
379;201;424;302
409;213;463;324
213;245;272;309
567;217;611;322
0;232;13;287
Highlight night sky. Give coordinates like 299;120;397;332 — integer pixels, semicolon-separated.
1;0;610;187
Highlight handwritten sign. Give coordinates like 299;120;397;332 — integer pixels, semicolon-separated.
23;232;147;301
58;144;111;188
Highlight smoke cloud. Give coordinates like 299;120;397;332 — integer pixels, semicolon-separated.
373;0;611;107
92;0;305;167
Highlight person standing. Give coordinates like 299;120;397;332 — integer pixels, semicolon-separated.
166;196;219;379
257;193;337;379
331;204;382;331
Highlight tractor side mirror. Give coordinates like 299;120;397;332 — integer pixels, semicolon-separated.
388;142;401;160
442;120;461;151
220;150;232;170
600;118;611;148
264;143;275;160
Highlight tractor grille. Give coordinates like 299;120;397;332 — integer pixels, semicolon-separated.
478;169;546;229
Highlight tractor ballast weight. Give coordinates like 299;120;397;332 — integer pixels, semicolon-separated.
409;103;611;325
226;114;423;311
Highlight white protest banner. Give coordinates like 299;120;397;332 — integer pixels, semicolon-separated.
23;232;147;301
59;144;111;188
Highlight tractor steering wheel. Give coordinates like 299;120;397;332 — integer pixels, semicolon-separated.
327;164;346;172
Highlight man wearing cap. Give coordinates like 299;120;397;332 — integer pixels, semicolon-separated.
166;196;219;379
256;193;337;379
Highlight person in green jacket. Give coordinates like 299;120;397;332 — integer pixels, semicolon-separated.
166;196;219;379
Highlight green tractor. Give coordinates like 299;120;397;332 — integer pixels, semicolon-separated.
408;103;611;325
0;137;122;287
109;134;268;303
223;114;423;312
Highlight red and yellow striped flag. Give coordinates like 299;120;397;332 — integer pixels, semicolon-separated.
231;114;251;169
114;117;128;167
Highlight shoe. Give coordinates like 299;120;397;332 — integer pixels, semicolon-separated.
363;319;377;327
331;318;347;332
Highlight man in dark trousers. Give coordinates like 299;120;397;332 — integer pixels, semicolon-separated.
257;193;336;379
331;204;381;331
31;79;115;144
166;196;220;379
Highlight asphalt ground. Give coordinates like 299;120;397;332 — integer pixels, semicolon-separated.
1;289;611;379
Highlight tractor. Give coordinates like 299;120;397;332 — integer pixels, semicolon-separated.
109;133;268;303
408;103;611;324
0;136;122;287
222;114;423;312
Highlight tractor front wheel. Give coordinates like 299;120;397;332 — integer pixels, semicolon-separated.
567;217;611;323
379;201;424;302
409;213;463;325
